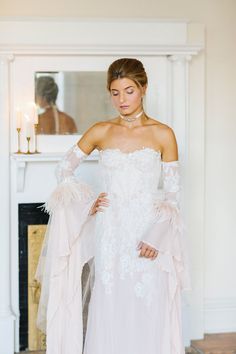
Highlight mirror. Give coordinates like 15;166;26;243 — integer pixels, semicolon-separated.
35;71;116;135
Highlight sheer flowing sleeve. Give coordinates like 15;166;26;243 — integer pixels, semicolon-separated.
35;144;97;354
43;144;96;214
141;160;191;293
55;144;89;183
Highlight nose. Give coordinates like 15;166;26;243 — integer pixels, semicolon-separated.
119;92;125;103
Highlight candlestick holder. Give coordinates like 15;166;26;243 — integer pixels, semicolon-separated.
15;128;23;154
34;124;40;154
25;137;33;155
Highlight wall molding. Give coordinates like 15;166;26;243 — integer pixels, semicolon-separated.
204;297;236;333
0;44;202;56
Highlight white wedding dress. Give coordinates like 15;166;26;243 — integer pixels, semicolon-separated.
35;144;191;354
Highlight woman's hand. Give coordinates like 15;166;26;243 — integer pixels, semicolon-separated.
89;192;110;215
137;241;159;260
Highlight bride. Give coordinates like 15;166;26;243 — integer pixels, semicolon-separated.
35;57;191;354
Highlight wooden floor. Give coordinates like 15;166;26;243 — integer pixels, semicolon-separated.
191;333;236;353
18;351;194;354
16;333;236;354
17;348;195;353
17;349;196;353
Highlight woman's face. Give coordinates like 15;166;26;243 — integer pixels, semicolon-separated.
110;78;146;116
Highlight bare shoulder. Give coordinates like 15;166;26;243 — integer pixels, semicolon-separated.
77;120;114;154
148;118;175;142
87;119;116;135
149;118;178;161
59;111;73;120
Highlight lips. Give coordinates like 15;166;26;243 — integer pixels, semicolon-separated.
120;105;129;109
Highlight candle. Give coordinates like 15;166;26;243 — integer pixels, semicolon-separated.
16;109;22;129
26;102;38;125
32;103;38;125
25;115;32;138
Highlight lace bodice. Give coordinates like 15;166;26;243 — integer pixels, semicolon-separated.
98;147;162;202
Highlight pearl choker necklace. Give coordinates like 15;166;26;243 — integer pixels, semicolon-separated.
120;110;143;122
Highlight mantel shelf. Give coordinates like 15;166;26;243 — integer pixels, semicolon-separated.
11;151;99;162
11;151;99;192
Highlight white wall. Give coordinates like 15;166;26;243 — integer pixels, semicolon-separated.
1;0;236;334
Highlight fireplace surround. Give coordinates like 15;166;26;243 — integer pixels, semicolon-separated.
0;18;204;353
18;203;48;351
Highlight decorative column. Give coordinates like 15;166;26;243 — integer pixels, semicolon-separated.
168;53;205;343
168;54;193;347
0;55;15;354
167;54;192;222
168;54;192;164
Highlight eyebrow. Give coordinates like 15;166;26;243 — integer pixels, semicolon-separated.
111;86;135;91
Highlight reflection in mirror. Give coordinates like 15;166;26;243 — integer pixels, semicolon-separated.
35;72;116;135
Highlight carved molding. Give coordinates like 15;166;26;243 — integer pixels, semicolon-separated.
0;54;14;63
168;54;193;62
0;44;202;56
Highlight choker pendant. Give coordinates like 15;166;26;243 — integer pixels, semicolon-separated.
120;110;143;122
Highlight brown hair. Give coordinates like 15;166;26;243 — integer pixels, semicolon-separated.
35;76;59;104
107;58;148;90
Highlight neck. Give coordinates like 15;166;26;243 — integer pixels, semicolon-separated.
119;107;144;122
118;112;148;129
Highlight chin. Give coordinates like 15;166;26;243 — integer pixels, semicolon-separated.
119;108;134;115
120;111;132;116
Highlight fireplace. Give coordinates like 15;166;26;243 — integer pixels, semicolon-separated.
18;203;49;351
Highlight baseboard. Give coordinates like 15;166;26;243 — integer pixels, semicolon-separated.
204;297;236;333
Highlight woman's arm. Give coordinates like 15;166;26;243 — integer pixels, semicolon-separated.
159;125;178;162
55;122;106;183
53;121;110;215
159;125;180;209
77;121;108;155
137;126;180;259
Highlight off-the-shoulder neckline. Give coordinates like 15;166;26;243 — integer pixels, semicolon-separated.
76;144;178;163
98;147;179;164
98;147;161;156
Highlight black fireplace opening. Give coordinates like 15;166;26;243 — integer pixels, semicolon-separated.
18;203;49;351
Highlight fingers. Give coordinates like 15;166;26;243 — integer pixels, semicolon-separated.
138;243;158;260
99;192;108;197
98;193;109;203
97;197;109;208
95;192;110;213
150;250;159;260
139;244;151;257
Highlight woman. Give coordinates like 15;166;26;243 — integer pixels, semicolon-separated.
35;58;190;354
35;76;77;134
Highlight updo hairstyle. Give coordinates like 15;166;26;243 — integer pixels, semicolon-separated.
35;76;59;104
107;58;148;91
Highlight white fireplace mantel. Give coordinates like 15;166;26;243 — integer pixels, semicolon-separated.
0;18;204;354
11;151;99;192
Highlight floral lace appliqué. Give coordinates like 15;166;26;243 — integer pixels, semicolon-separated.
95;149;181;307
55;144;88;183
134;273;155;307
